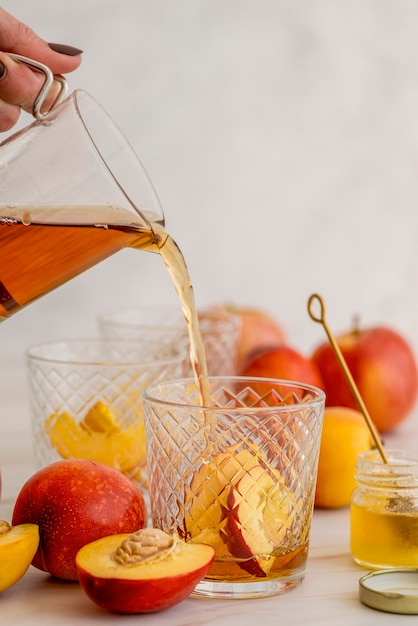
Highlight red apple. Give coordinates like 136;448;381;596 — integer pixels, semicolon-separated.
225;464;293;577
312;325;418;433
12;459;147;581
76;528;215;613
239;344;324;389
219;305;286;370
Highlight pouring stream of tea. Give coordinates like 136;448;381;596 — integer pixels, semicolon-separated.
307;293;388;464
153;224;210;406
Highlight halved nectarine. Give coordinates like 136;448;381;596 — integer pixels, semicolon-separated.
76;528;215;613
0;520;39;591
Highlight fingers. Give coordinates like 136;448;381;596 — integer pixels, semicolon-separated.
0;96;20;132
0;53;51;108
0;54;70;129
0;7;82;74
0;8;83;130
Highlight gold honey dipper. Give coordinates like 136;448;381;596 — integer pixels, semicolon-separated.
307;293;388;464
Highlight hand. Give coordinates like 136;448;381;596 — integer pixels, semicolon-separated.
0;7;82;131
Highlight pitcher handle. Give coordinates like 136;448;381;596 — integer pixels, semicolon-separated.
7;53;68;120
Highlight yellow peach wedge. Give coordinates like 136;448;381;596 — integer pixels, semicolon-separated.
183;444;264;555
184;445;298;578
82;401;121;434
0;520;39;592
44;401;146;478
225;464;294;576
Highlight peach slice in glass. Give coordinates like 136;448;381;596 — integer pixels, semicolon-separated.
44;402;146;477
183;444;262;554
225;465;294;577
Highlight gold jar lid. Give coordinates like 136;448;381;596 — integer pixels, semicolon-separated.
360;569;418;614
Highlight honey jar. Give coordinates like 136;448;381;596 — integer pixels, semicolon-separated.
350;449;418;569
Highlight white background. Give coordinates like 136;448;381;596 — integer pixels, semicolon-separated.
1;0;417;363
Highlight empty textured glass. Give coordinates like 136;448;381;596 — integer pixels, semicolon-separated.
98;306;241;375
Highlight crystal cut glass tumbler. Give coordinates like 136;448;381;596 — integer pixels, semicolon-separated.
98;306;241;375
26;338;187;488
143;377;325;599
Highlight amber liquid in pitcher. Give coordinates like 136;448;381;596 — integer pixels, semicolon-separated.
0;206;209;402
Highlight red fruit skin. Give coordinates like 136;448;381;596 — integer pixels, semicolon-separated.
240;345;324;390
12;459;147;581
77;560;214;614
312;326;418;433
225;488;267;578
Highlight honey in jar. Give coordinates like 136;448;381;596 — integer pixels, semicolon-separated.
350;449;418;569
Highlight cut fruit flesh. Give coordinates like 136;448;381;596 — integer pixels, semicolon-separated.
184;445;262;551
76;532;215;579
0;522;40;591
82;401;121;434
45;403;146;475
76;530;215;614
184;444;295;578
226;464;294;576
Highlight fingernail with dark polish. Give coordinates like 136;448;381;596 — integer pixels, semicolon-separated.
48;43;83;56
0;62;6;80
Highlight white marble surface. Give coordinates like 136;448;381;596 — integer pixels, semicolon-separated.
1;360;418;624
0;1;417;365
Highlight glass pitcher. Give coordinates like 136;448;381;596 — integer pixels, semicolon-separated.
0;54;165;321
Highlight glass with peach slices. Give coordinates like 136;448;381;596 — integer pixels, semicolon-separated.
143;377;325;599
25;338;187;489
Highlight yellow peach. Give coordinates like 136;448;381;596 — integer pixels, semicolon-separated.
315;407;373;509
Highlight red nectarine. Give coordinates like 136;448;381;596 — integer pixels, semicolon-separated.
240;344;324;389
312;325;418;433
12;459;147;581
